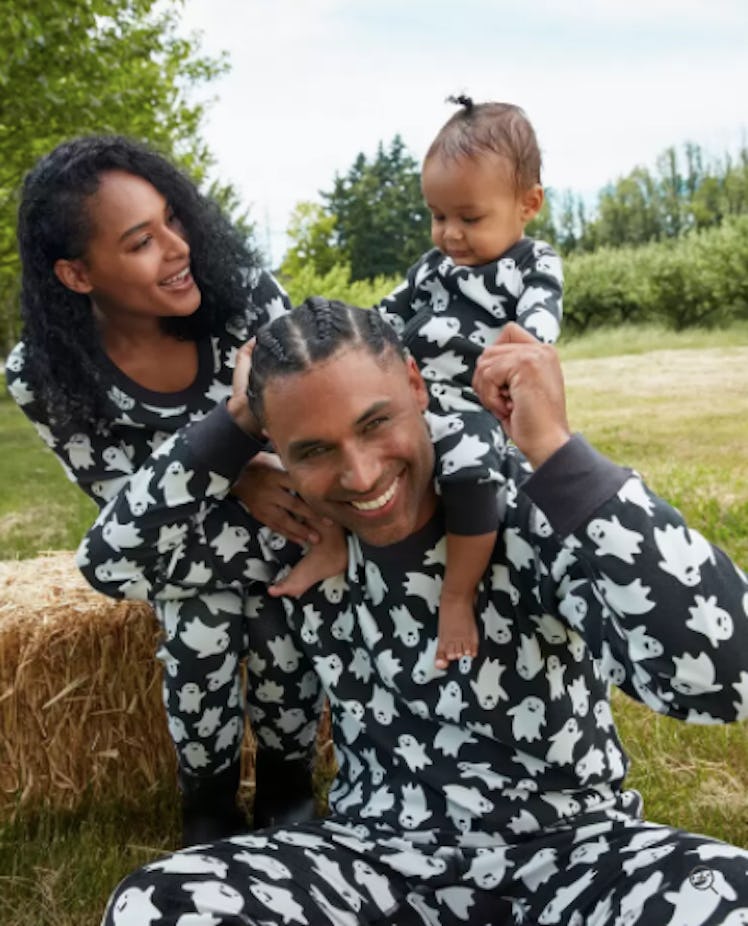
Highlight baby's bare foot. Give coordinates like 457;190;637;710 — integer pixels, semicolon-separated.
269;525;347;598
435;593;479;669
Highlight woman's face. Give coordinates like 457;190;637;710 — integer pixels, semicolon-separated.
57;169;201;323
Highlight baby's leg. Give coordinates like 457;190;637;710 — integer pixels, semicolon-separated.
436;531;495;668
269;521;348;598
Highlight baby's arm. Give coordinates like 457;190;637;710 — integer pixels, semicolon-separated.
374;251;436;335
515;240;564;344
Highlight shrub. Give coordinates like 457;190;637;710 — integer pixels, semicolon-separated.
564;216;748;332
278;262;401;309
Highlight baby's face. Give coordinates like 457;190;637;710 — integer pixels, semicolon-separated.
422;152;541;267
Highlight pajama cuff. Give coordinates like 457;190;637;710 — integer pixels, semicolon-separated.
441;481;501;536
184;401;267;481
523;434;632;537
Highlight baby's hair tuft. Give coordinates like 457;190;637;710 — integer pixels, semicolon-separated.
446;94;475;113
426;99;541;192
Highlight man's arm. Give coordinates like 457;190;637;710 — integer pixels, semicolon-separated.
476;324;748;721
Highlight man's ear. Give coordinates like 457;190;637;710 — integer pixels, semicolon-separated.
520;184;544;223
54;258;93;295
405;354;429;412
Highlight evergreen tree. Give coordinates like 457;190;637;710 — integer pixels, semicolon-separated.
322;136;432;281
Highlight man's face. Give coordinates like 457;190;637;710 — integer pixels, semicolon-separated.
263;345;438;547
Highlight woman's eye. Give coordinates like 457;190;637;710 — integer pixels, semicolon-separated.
132;235;152;251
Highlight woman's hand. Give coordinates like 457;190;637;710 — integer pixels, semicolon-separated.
232;452;331;546
227;340;262;437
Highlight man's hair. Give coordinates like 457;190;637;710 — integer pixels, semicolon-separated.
425;95;541;191
248;297;406;425
17;134;260;425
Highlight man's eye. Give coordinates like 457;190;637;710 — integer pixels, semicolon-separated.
300;446;328;460
364;416;388;432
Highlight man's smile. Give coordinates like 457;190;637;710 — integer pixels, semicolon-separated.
349;476;400;511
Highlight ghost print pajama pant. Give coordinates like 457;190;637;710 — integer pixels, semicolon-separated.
151;508;325;778
103;814;748;925
155;587;324;776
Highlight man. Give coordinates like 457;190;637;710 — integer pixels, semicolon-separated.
103;299;748;925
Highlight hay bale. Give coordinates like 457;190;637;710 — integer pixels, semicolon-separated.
0;551;177;816
1;552;333;819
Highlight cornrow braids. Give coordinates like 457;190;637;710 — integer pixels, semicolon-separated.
16;134;261;427
248;297;405;425
426;97;542;192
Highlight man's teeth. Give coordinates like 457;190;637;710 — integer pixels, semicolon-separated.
162;267;189;285
351;479;398;511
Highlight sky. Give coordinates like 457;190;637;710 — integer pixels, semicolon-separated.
178;0;748;266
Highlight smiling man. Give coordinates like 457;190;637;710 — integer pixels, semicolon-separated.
251;320;436;548
101;299;748;926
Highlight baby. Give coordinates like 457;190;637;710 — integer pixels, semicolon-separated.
377;96;563;668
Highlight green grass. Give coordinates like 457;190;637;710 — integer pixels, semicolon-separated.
0;792;180;926
613;690;748;846
0;382;96;559
2;325;748;924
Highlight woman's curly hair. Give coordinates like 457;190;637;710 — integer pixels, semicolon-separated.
17;134;261;425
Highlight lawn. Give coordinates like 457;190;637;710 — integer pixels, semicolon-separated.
559;327;748;848
1;323;748;925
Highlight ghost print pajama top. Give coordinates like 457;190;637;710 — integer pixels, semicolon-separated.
6;270;323;772
376;238;564;535
101;435;748;925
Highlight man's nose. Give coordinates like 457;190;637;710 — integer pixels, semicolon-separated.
339;446;381;493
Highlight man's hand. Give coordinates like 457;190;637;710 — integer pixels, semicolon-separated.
472;323;571;468
232;452;332;546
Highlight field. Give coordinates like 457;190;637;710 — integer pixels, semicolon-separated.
1;322;748;925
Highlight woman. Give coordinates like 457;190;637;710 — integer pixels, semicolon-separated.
6;135;325;844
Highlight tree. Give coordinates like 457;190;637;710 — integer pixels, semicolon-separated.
279;201;340;279
322;136;432;281
0;0;230;352
592;167;664;248
578;142;748;252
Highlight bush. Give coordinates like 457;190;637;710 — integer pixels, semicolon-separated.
563;245;654;333
564;216;748;332
278;261;401;309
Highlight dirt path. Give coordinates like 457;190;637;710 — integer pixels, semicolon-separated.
564;345;748;404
